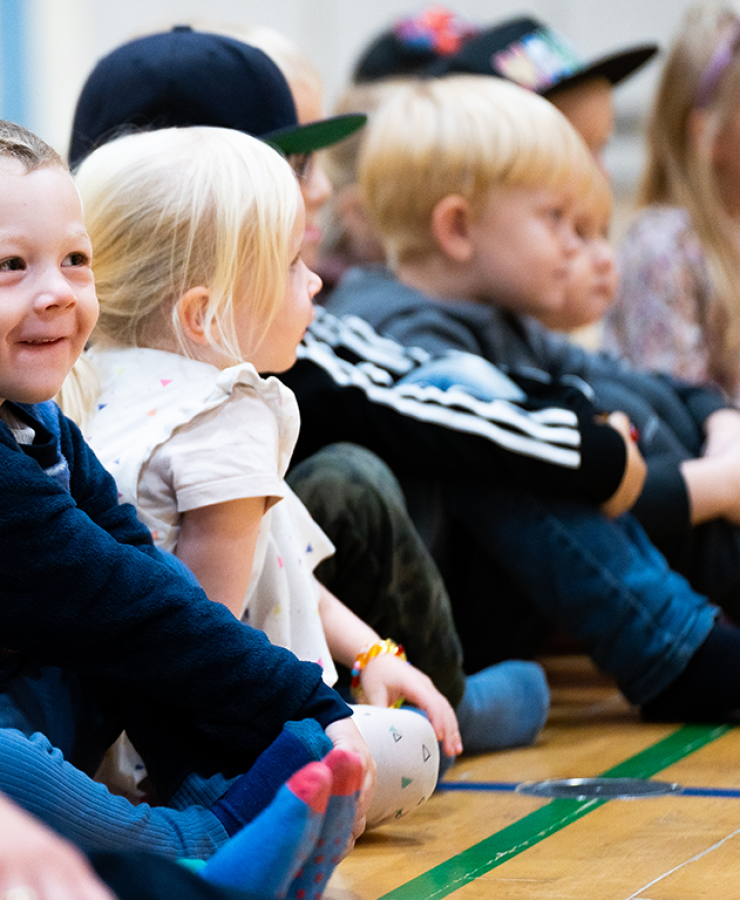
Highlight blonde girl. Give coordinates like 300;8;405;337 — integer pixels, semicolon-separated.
76;126;459;827
604;2;740;401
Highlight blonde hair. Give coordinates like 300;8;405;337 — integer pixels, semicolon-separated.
75;126;298;361
639;2;740;387
359;75;598;267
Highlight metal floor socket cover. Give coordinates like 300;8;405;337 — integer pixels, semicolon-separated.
516;777;683;800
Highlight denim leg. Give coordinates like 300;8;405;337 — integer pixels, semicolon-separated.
442;482;717;706
287;442;466;707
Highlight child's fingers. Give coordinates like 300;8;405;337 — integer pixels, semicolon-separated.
407;683;463;758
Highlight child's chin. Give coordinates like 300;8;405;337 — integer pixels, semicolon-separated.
12;385;63;405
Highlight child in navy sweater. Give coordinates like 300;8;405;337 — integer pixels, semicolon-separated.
0;118;371;881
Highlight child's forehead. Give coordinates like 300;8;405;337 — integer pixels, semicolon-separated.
484;179;577;206
0;156;30;178
0;162;87;237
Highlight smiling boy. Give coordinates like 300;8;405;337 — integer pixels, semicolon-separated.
0;151;97;404
0;119;369;860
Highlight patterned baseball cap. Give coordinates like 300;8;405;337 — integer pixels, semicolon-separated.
430;16;658;96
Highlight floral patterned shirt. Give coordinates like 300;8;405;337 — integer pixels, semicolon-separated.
602;205;734;398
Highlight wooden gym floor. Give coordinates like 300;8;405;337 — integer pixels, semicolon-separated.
327;655;740;900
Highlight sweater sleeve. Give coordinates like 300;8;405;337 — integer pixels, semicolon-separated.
0;415;350;760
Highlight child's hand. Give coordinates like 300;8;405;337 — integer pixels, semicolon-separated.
360;654;463;758
599;411;646;518
680;408;740;526
0;792;116;900
324;717;376;847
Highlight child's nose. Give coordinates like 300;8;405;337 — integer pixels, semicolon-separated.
35;269;77;310
593;240;616;272
304;161;332;210
562;224;582;257
308;266;323;299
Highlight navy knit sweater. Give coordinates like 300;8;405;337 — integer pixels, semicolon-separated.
0;401;349;791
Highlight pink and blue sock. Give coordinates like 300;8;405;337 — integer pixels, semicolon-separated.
211;720;332;836
287;749;363;900
200;761;332;898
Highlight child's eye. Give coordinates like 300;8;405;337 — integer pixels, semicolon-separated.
0;256;25;272
287;153;314;182
62;251;91;267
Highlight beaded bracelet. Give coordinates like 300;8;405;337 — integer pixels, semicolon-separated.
350;638;407;706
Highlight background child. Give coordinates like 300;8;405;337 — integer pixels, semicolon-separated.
533;165;618;337
325;72;740;723
318;78;407;296
76;124;457;828
603;2;740;403
0;117;371;864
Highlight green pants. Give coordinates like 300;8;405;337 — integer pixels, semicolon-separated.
287;443;466;708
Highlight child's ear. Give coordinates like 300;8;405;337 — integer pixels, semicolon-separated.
431;195;474;263
176;287;213;346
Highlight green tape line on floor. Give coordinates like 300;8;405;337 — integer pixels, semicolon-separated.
379;723;733;900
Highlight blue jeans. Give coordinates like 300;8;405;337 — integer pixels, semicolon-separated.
398;355;718;705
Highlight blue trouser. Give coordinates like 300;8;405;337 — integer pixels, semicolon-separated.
427;484;717;704
399;353;718;704
0;664;228;858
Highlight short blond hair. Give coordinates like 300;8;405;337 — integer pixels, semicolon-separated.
359;75;598;267
75;126;298;361
0;119;63;172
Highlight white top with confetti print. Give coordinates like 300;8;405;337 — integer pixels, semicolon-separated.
87;346;337;685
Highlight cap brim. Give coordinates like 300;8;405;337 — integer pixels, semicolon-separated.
265;113;367;155
542;44;658;96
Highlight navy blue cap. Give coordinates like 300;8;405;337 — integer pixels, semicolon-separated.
69;26;366;166
429;16;658;96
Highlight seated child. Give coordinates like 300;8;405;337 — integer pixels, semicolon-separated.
325;73;740;721
65;25;551;761
75;124;457;827
0;117;372;870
